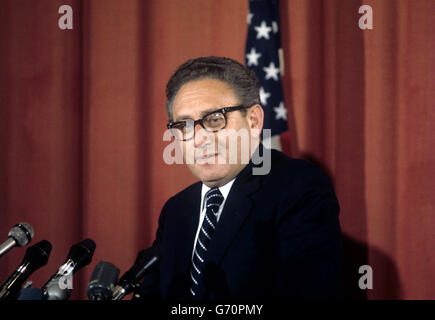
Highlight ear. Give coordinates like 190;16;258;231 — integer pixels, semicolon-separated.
248;104;264;138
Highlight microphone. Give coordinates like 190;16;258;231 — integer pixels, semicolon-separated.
42;238;96;300
17;287;44;300
112;245;162;300
0;240;52;300
87;261;120;300
0;222;34;258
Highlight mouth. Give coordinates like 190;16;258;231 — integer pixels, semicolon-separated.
195;153;219;163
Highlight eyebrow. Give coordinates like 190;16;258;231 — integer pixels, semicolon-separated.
174;107;222;122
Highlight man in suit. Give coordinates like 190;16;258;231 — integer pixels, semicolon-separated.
139;56;342;300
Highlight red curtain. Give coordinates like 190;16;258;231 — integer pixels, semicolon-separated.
0;0;434;299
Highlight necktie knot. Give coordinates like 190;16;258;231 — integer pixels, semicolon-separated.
205;187;224;212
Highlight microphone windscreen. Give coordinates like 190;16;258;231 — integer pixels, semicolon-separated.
24;240;52;269
67;238;96;270
87;261;120;300
17;287;44;300
121;245;162;285
8;222;34;247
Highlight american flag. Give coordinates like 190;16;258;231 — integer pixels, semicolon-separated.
245;0;288;145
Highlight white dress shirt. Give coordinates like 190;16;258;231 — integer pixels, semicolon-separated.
191;178;236;258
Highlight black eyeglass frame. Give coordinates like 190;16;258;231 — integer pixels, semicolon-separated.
167;105;251;141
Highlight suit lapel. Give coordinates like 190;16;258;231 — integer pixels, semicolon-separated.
174;182;202;275
205;162;262;266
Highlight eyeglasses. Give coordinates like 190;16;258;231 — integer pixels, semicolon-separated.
167;105;250;141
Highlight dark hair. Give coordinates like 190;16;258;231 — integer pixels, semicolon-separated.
165;56;260;120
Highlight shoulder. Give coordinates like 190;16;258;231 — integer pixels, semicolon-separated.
262;150;340;225
161;180;202;211
256;149;339;216
266;149;334;191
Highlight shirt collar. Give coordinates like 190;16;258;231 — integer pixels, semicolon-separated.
201;178;236;210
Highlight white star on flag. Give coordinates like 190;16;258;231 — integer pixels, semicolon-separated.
247;13;254;25
254;21;272;40
274;102;287;120
263;61;280;81
259;87;271;106
246;48;262;66
272;21;279;33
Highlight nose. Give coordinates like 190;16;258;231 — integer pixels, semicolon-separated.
193;123;210;148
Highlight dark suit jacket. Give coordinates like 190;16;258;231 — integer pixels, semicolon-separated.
139;146;342;300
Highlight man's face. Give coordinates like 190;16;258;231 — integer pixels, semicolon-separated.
172;78;259;187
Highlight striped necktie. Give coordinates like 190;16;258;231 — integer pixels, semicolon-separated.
190;187;224;297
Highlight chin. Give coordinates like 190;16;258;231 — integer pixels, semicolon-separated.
189;164;230;186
